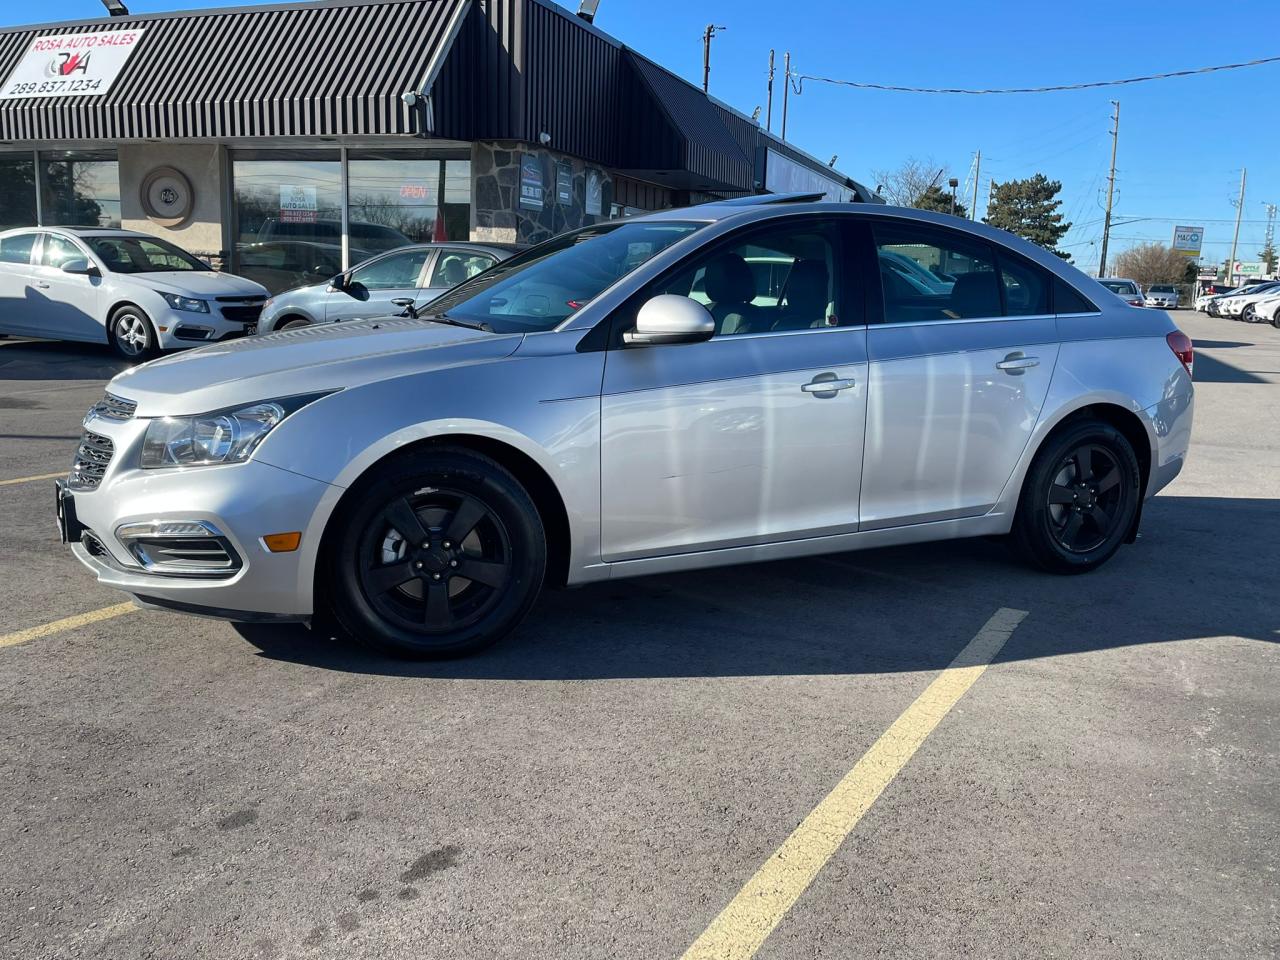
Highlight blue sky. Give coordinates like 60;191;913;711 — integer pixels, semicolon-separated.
11;0;1280;272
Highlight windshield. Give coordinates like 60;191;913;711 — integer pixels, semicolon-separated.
423;220;705;333
1149;285;1175;293
1101;280;1137;295
89;236;208;274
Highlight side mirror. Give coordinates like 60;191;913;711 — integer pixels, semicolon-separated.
328;272;348;292
391;297;418;319
61;257;97;276
623;295;715;346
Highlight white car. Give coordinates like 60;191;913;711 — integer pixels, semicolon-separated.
1216;281;1280;319
1249;292;1280;327
1143;284;1179;309
0;227;268;360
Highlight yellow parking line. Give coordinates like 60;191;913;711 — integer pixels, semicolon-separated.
0;471;65;487
680;606;1029;960
0;602;137;649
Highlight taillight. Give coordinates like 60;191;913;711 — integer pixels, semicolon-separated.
1167;330;1193;376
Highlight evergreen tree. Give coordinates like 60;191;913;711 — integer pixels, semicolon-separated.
913;184;967;218
984;174;1071;259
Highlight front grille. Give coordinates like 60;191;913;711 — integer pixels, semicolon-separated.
215;295;267;303
69;430;114;491
220;305;263;324
88;392;136;422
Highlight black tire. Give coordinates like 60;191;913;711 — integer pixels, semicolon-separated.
1242;304;1256;323
279;317;310;331
1011;420;1141;574
327;447;546;658
108;305;158;362
1272;311;1280;330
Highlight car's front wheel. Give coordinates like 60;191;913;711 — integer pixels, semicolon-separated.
327;447;546;658
1011;420;1141;574
278;317;310;331
109;305;158;361
1242;304;1257;323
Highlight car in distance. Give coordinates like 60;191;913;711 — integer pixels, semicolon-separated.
1249;291;1280;327
0;227;268;360
1098;278;1145;307
1216;280;1280;319
233;240;352;296
1194;282;1238;312
256;242;520;333
57;196;1195;659
1144;284;1179;309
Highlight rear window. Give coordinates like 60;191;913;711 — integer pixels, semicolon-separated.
1100;280;1138;296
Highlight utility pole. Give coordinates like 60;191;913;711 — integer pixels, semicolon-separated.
1097;100;1120;278
701;24;726;93
781;52;791;141
1227;168;1247;284
1263;201;1277;275
968;149;981;220
948;177;959;216
987;178;995;220
765;49;775;132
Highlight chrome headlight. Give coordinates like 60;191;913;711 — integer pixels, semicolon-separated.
160;292;210;314
140;393;332;468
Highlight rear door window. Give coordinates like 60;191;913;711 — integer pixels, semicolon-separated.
0;231;37;265
874;224;1000;322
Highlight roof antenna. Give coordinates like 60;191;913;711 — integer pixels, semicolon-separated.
101;0;130;15
576;1;600;24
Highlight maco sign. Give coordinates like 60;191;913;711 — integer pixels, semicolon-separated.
0;29;146;101
1171;225;1204;257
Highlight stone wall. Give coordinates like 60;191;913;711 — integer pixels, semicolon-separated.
471;141;616;245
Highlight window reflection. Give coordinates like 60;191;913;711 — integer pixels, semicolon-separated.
0;155;37;230
347;153;470;246
41;151;120;227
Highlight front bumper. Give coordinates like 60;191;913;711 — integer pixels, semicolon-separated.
64;449;335;618
154;303;262;350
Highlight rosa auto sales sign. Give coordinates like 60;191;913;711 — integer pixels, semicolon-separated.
0;29;146;101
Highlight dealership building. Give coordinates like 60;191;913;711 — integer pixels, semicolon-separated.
0;0;875;293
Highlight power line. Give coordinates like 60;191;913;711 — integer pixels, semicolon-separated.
795;54;1280;95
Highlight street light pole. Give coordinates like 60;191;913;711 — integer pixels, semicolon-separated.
781;51;791;141
765;49;775;132
948;177;959;216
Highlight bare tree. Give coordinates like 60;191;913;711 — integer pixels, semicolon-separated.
871;157;947;207
1112;242;1189;287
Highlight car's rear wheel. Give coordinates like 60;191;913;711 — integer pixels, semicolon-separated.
109;305;158;362
327;448;546;658
1011;420;1141;574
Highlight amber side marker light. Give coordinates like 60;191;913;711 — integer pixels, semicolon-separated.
262;532;302;553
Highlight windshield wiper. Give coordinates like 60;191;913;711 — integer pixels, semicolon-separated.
424;313;493;333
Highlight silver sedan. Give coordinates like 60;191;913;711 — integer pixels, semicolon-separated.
255;241;520;333
58;197;1195;658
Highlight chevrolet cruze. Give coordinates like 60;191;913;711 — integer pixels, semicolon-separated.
0;227;268;360
56;196;1195;658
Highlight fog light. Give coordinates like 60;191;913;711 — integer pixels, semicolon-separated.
262;532;301;552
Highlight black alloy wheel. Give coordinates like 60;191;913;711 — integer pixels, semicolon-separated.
328;448;545;658
1012;420;1140;574
1044;444;1126;554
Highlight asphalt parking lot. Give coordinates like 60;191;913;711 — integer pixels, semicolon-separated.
1;311;1276;960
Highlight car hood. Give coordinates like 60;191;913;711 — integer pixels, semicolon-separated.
108;317;522;417
124;271;269;298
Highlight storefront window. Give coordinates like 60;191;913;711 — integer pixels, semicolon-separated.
347;153;471;252
231;152;342;294
41;151;120;227
0;154;37;230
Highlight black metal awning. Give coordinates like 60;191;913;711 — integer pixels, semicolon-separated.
0;0;468;141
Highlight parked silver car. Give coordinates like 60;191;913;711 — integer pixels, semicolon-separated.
256;242;520;333
57;196;1195;658
1144;284;1179;309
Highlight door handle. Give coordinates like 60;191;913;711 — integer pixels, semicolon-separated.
996;353;1039;373
35;282;51;289
801;373;856;397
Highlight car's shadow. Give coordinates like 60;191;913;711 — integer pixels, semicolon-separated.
0;338;131;381
237;494;1278;680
